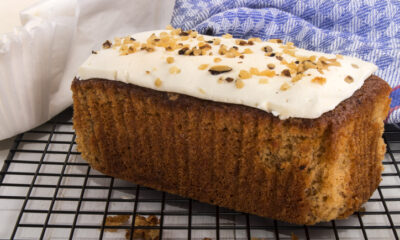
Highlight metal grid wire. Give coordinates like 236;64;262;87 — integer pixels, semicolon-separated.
0;107;399;240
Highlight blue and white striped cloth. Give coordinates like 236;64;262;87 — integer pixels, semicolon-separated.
171;0;400;123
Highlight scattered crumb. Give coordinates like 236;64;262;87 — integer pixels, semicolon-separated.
214;57;222;63
222;33;233;39
351;63;359;69
281;69;291;77
259;78;268;84
198;88;206;94
102;40;112;49
125;215;160;240
242;48;253;54
209;65;232;75
104;215;130;232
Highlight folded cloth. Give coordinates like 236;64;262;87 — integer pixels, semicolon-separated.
171;0;400;123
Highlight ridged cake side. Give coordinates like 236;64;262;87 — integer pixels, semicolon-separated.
71;75;390;224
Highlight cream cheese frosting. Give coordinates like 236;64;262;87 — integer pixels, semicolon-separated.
77;28;377;119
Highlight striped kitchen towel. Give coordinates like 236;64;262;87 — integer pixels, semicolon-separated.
171;0;400;123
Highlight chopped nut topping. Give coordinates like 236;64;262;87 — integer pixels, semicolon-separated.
222;33;233;39
166;24;174;30
268;39;282;43
263;46;273;52
239;70;252;79
242;48;253;54
281;69;291;77
280;82;291;91
169;66;181;74
178;47;189;55
276;55;283;61
248;37;262;42
209;65;232;75
225;77;234;82
214;57;222;63
199;88;206;94
336;54;343;59
166;57;174;64
145;70;150;74
92;50;97;54
154;78;162;87
198;64;209;70
249;67;260;75
345;75;354;83
179;31;189;36
291;73;303;82
260;70;275;77
267;63;275;69
213;38;221;45
311;76;327;85
351;63;359;69
102;40;112;49
235;79;245;89
259;78;268;84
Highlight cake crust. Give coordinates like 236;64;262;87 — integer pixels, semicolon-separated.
71;75;391;224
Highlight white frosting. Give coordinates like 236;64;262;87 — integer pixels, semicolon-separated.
78;30;377;119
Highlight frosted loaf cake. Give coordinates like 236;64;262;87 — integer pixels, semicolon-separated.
72;27;391;224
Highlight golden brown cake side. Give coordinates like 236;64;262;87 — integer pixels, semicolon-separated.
71;75;391;225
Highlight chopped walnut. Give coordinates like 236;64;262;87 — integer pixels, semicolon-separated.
209;65;232;75
345;75;354;83
281;69;291;77
198;64;209;70
311;76;327;85
222;33;233;38
239;70;252;79
169;66;181;74
267;63;275;69
280;82;291;91
235;79;245;89
263;46;273;52
166;57;174;64
242;48;253;54
154;78;162;87
214;57;222;63
225;77;234;82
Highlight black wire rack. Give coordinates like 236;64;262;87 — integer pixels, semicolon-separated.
0;107;399;240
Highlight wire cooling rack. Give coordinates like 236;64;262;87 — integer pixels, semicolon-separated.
0;107;399;240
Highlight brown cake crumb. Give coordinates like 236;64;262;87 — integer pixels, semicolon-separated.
125;215;160;240
104;215;130;232
345;75;354;83
267;63;275;69
166;57;174;64
311;76;327;85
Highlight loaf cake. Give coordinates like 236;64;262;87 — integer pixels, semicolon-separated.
72;27;391;225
